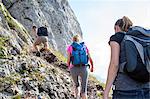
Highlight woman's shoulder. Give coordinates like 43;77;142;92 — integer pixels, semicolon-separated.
109;32;125;45
67;45;73;53
111;32;125;39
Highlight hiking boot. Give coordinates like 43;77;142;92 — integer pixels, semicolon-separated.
36;51;41;57
40;48;45;53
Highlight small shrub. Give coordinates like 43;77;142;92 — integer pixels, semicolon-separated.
12;94;21;99
53;50;67;63
1;73;21;85
0;37;9;58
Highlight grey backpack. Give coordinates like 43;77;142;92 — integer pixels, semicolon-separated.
120;26;150;83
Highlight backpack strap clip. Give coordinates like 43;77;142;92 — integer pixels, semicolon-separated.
125;35;145;64
119;62;126;73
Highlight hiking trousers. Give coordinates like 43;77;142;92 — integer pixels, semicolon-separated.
70;65;89;94
112;88;150;99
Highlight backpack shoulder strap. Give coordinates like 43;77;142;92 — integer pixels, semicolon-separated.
130;26;150;37
80;42;87;49
71;42;76;51
80;42;85;45
71;42;81;51
124;35;145;64
80;42;85;47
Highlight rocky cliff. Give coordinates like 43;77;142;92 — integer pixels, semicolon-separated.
0;0;103;99
2;0;82;56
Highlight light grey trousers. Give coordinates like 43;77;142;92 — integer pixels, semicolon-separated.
70;66;89;94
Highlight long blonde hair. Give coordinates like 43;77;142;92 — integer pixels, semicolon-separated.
73;35;80;42
115;16;133;32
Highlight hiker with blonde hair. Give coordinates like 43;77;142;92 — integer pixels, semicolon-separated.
67;35;94;99
104;16;150;99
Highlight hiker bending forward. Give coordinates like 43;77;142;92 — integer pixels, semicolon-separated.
33;26;49;52
67;35;94;99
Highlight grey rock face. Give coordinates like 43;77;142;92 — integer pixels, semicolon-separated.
0;27;23;53
0;56;100;99
0;1;102;98
0;34;100;98
0;54;75;98
2;0;82;56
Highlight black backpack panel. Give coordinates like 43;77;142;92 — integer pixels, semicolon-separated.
37;27;48;36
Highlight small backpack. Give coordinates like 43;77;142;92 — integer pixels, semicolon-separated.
37;27;48;36
71;42;89;66
120;26;150;83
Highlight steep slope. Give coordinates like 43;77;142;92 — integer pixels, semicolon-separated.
0;26;101;99
0;1;103;99
2;0;82;56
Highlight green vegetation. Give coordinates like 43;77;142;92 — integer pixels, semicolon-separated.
0;72;21;86
89;75;106;89
0;37;9;58
30;70;45;82
12;94;21;99
51;68;58;74
89;75;112;99
21;44;29;55
40;46;67;63
0;3;29;43
89;75;101;84
53;50;67;62
40;64;46;67
88;75;106;98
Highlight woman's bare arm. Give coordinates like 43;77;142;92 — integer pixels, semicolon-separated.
103;41;120;99
88;53;94;72
67;52;71;67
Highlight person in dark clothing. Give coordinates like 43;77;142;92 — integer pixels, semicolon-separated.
103;16;150;99
32;26;49;54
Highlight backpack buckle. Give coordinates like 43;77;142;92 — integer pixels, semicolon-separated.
80;63;82;67
74;64;85;67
